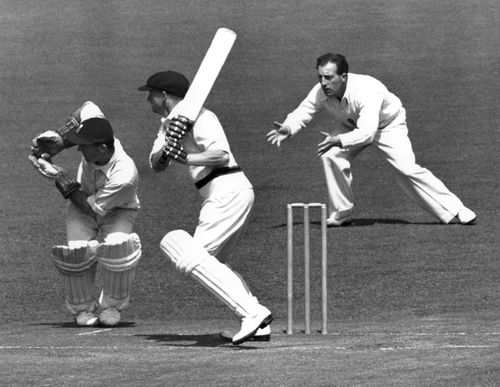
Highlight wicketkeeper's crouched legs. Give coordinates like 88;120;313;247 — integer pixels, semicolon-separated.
160;230;273;343
52;241;99;326
96;233;142;326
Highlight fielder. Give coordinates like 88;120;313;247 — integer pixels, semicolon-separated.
138;71;273;344
29;101;141;327
267;53;476;226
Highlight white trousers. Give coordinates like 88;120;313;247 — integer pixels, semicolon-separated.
321;109;465;223
194;188;255;261
66;203;137;243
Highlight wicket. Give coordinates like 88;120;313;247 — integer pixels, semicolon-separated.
287;203;328;334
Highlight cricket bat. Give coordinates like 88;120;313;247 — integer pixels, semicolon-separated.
174;27;237;121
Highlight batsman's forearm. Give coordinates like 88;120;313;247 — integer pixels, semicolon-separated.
186;150;229;166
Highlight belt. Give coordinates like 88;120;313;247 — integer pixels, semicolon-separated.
195;166;242;189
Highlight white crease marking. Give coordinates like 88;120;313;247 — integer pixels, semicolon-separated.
77;329;112;336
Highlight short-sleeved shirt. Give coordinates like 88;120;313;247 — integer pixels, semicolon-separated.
283;73;403;147
78;138;140;216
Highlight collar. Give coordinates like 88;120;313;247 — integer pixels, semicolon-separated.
86;138;121;175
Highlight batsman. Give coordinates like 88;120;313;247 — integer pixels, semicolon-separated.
29;101;141;327
139;71;273;345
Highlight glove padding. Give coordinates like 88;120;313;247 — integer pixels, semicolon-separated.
28;154;65;179
165;115;193;140
55;172;81;199
31;117;80;157
163;138;187;164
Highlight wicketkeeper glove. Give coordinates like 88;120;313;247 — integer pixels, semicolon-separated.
55;172;81;199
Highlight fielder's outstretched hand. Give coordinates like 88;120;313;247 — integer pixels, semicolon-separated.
266;122;291;147
165;115;193;140
317;131;342;157
163;138;187;164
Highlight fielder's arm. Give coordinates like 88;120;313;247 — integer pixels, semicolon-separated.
54;173;97;218
31;101;105;157
266;121;292;147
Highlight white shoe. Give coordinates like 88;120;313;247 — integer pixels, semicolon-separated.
99;307;121;327
220;325;271;342
457;207;476;225
75;311;99;327
327;215;352;227
232;305;273;345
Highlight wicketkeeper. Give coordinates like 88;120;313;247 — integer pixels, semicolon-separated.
29;101;141;327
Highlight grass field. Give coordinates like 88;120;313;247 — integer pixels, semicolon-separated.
0;0;499;385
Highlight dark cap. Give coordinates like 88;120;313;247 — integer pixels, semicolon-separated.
137;71;190;97
65;117;114;145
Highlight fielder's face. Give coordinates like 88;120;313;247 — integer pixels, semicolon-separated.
77;143;105;164
317;62;347;99
147;90;166;115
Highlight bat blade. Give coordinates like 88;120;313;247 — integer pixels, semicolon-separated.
176;28;237;121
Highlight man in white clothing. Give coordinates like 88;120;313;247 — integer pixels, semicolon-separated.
30;102;141;327
139;71;273;345
267;53;476;226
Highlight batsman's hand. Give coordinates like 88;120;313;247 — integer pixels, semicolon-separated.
28;154;65;179
163;138;187;164
266;122;291;147
165;115;193;140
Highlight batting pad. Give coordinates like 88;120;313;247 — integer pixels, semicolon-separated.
96;233;141;310
52;241;99;314
160;230;259;318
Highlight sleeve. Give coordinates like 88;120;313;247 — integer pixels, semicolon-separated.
78;101;105;121
337;89;383;147
87;168;138;216
282;84;323;136
191;111;231;153
149;123;168;170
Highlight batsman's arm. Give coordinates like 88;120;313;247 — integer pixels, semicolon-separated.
184;149;229;166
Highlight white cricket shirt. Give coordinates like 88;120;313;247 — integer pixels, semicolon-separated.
78;138;140;216
283;73;403;147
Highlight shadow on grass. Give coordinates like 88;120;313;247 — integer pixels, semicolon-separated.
30;322;137;329
136;333;258;350
272;218;443;228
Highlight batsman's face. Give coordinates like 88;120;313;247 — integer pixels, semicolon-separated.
318;62;347;98
147;90;166;115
